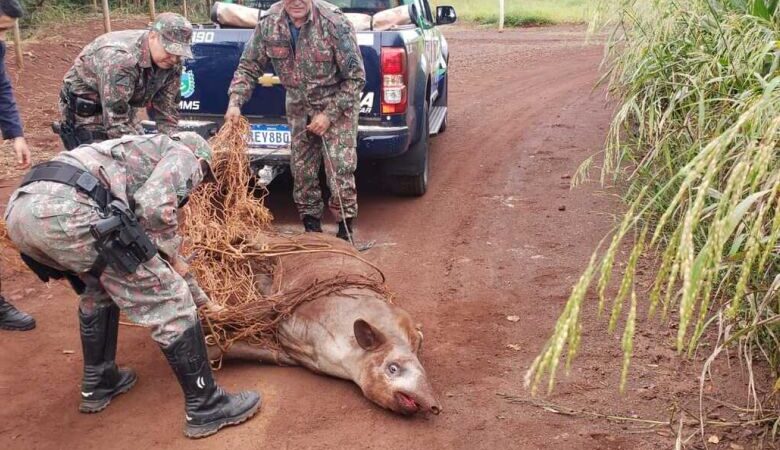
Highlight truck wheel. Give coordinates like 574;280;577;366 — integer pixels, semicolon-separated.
389;103;430;196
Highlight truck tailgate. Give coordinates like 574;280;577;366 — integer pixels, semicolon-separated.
179;29;382;120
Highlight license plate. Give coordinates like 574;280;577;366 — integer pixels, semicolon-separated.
249;124;291;148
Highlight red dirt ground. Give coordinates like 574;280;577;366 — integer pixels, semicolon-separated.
0;18;774;450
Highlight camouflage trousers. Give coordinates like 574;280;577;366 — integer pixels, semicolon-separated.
5;190;199;346
288;113;358;221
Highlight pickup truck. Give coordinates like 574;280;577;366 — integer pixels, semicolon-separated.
152;0;456;196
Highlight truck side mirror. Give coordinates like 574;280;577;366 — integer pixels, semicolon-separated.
436;6;457;25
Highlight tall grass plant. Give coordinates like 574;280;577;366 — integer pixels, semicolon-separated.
527;0;780;437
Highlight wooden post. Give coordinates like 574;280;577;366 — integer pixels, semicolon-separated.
102;0;111;33
149;0;156;21
498;0;505;32
12;19;22;70
183;0;189;19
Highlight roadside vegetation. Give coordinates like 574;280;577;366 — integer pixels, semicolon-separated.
440;0;588;26
528;0;780;442
16;1;209;36
15;1;589;34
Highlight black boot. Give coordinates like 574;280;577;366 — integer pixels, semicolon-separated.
336;218;355;241
161;322;261;439
302;214;322;232
79;303;137;413
0;295;35;331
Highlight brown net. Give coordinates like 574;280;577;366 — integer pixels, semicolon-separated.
184;119;387;352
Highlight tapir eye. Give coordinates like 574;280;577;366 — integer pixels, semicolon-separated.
386;362;400;376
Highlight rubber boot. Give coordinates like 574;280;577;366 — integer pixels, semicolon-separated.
0;296;35;331
302;215;323;232
161;322;261;439
336;218;355;241
79;303;137;413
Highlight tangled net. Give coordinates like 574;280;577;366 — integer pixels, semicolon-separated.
184;119;386;352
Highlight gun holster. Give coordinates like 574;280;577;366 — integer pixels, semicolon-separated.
90;200;157;276
52;120;109;151
55;90;108;150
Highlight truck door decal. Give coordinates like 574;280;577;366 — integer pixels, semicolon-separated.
359;92;374;114
192;31;215;44
181;69;196;98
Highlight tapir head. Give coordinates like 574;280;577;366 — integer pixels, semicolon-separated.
352;314;441;416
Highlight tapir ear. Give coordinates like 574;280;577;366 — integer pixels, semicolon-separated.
354;319;386;351
411;323;424;354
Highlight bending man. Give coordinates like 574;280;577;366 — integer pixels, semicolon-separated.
5;133;260;439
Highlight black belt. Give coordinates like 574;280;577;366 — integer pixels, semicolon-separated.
20;161;113;211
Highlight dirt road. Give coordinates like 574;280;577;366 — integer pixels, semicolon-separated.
0;22;763;450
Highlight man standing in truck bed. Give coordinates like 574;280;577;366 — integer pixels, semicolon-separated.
54;12;191;150
225;0;366;241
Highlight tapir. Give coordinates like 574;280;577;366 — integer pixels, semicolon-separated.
205;234;441;416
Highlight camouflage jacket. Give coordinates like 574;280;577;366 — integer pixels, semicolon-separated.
63;30;182;138
11;134;202;260
228;0;366;123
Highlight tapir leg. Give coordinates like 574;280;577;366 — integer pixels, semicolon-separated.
210;340;298;366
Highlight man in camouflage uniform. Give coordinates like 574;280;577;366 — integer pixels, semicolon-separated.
226;0;366;240
55;12;191;150
4;133;261;439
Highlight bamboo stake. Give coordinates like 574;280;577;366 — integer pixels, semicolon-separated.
102;0;111;33
149;0;156;21
92;0;98;11
12;19;22;71
183;0;189;19
498;0;505;32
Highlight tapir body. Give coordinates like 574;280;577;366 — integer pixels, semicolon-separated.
207;234;441;416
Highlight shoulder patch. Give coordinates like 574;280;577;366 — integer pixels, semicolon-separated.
346;54;360;71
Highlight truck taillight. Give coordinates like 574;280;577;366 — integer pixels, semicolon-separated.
381;48;407;114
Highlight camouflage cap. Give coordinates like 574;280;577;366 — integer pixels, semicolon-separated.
172;131;213;168
152;12;193;59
